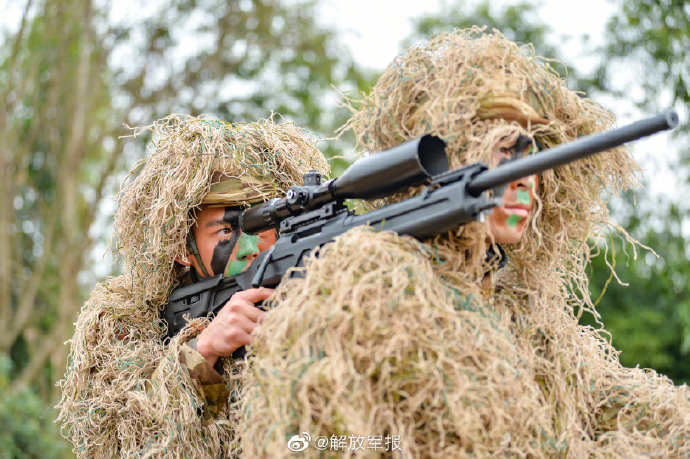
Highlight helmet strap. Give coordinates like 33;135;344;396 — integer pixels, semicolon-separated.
185;230;211;278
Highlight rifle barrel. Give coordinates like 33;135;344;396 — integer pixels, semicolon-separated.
467;109;679;195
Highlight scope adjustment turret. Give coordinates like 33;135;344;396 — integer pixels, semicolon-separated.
303;170;323;186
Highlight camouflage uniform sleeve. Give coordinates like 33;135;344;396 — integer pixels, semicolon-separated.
177;338;230;422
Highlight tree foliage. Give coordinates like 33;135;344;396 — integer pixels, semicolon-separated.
585;0;690;383
600;0;689;118
104;0;371;152
0;356;69;458
586;201;690;384
1;0;115;399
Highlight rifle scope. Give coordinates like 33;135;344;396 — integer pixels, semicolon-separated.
240;134;448;234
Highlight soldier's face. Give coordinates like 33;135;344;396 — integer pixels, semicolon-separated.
190;206;276;278
487;136;538;245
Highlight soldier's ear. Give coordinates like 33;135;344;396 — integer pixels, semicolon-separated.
175;252;192;267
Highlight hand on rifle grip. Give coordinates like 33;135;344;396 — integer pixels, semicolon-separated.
195;287;274;368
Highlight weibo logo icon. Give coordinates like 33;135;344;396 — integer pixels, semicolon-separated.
287;432;311;452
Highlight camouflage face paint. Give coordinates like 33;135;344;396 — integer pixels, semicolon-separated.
506;213;521;227
237;232;260;256
510;135;533;159
517;189;531;205
210;207;242;276
224;258;247;277
224;233;260;277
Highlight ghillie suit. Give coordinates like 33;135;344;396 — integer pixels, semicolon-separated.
237;29;690;457
56;115;329;457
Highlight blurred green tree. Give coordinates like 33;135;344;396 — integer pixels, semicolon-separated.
598;0;689;125
0;356;69;458
586;200;690;384
585;0;690;383
403;0;570;78
0;0;370;454
105;0;371;160
0;0;115;401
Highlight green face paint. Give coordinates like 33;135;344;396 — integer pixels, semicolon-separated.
223;233;260;277
506;213;521;227
527;176;536;190
225;259;248;277
517;189;531;205
237;233;260;257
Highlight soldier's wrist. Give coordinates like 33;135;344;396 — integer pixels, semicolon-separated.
194;333;219;368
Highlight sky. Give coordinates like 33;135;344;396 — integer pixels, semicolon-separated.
319;0;616;71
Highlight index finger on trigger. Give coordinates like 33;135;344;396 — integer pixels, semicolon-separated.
233;287;275;304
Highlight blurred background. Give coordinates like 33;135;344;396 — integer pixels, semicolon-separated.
0;0;687;455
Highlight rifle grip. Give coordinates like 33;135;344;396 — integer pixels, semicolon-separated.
231;345;247;360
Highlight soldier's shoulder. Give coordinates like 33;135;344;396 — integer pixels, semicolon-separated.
78;274;152;324
84;275;135;304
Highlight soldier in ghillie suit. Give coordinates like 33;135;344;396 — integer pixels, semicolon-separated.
56;115;329;456
235;28;690;456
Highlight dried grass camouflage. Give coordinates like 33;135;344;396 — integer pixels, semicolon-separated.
57;115;329;457
235;28;690;457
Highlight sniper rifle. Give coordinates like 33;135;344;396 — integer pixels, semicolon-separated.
162;110;679;341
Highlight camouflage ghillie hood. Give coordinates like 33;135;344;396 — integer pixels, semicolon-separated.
342;26;641;294
234;29;690;456
114;114;329;305
57;115;330;457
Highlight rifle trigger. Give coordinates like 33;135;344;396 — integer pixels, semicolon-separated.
251;245;275;288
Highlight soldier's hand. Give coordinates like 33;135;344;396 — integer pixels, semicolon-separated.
195;287;274;368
